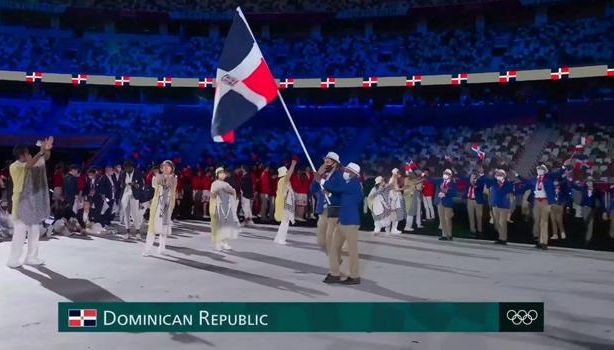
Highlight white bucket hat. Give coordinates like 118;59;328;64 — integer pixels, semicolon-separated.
443;168;453;176
375;176;383;185
392;168;399;175
215;167;225;176
277;166;288;178
345;162;360;176
324;152;340;163
536;164;548;172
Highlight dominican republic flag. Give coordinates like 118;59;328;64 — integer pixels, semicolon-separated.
404;160;417;173
551;67;570;80
499;71;516;84
320;77;335;89
199;77;214;88
115;76;130;86
211;7;278;143
157;77;172;88
71;74;87;85
68;309;97;327
362;77;378;88
279;78;294;89
451;73;468;85
25;71;42;83
405;75;422;87
471;143;486;161
607;65;614;77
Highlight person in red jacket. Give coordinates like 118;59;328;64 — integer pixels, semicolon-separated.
191;169;204;216
292;169;311;222
52;163;65;213
422;169;436;220
259;166;272;221
201;168;213;219
268;171;278;221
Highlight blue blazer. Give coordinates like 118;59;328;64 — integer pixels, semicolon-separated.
310;180;326;215
323;177;363;225
518;172;561;205
552;188;571;206
434;179;457;208
572;183;598;208
608;188;614;212
463;176;486;205
322;170;344;207
484;177;514;209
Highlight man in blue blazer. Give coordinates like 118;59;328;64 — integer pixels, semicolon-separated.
323;162;363;285
436;169;457;241
464;171;486;234
483;169;515;245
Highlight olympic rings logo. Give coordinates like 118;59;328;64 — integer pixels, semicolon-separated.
506;310;539;326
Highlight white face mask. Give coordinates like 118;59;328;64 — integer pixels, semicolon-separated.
442;174;450;180
496;176;504;182
343;172;351;181
537;169;545;176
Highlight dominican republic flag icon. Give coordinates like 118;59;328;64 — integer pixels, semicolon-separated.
607;65;614;77
68;309;97;327
198;77;214;88
551;67;570;80
279;78;294;89
499;71;517;84
25;71;42;83
405;75;422;87
211;7;278;143
451;73;468;85
157;77;172;88
471;143;486;161
320;77;336;89
115;76;130;86
71;74;87;85
362;77;378;88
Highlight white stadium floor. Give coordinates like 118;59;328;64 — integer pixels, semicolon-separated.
1;220;613;350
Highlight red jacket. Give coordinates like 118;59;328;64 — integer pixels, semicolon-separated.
192;175;203;191
269;177;277;196
202;175;212;191
77;174;86;192
291;174;310;194
259;171;271;194
423;178;435;197
52;171;64;187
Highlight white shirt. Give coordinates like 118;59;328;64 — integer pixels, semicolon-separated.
124;171;133;196
534;176;547;199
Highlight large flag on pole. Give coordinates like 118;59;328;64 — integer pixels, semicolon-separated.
211;7;278;143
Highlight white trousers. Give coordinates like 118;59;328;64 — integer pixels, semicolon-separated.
8;220;40;265
121;193;142;231
274;218;290;244
241;196;253;220
423;196;435;219
144;228;170;255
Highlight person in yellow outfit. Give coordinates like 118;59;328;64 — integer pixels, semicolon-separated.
273;159;297;245
7;138;53;268
210;167;239;251
143;160;177;257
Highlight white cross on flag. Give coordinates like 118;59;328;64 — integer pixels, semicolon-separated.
199;77;214;88
157;77;172;88
499;71;516;84
25;71;42;83
362;77;378;88
405;75;422;87
115;76;130;86
71;74;87;85
451;73;468;85
550;67;570;80
279;78;294;89
320;77;336;89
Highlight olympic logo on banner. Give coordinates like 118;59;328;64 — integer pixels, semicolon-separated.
506;310;539;326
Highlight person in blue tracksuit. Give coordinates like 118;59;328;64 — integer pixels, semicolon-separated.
435;169;457;241
323;162;363;285
463;171;486;234
573;177;599;244
483;169;515;245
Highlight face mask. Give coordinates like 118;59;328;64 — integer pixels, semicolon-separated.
442;174;450;180
537;170;545;176
343;172;351;181
496;176;504;182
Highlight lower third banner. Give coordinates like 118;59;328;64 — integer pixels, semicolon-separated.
58;302;544;332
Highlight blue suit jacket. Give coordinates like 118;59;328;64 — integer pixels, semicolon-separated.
484;177;514;209
434;179;457;208
463;176;486;205
323;177;363;225
322;170;344;207
518;171;562;205
310;180;326;215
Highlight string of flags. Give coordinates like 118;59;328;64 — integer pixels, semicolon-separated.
10;64;613;88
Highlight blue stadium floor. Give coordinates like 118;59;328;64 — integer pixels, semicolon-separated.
1;221;613;350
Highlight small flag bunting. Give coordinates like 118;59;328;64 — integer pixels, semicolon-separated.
405;75;422;87
451;73;468;85
198;77;214;88
25;71;42;83
499;71;517;84
320;77;336;89
115;76;130;86
157;76;172;88
362;77;378;88
71;74;87;85
550;67;570;80
279;78;294;89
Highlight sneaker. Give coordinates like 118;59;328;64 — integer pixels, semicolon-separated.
157;250;169;256
323;274;342;284
416;225;424;229
540;244;548;250
403;227;414;232
309;214;317;220
24;258;45;266
390;229;401;235
438;236;448;241
494;240;507;245
7;261;22;269
121;234;130;240
214;243;223;251
561;232;566;239
142;252;150;257
448;237;453;241
341;277;361;285
274;240;287;245
296;217;306;222
551;234;559;240
221;242;233;250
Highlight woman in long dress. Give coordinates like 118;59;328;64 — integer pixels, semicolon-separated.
367;176;391;235
273;159;297;245
143;160;177;256
388;168;405;234
210;167;240;251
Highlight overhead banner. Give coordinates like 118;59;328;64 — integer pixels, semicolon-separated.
58;302;544;332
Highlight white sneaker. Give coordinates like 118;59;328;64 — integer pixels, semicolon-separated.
551;234;559;240
391;229;401;235
404;227;414;232
142;252;150;257
221;242;232;250
274;240;287;245
416;225;424;229
122;234;130;240
24;258;45;266
7;261;22;268
214;244;223;251
561;232;566;239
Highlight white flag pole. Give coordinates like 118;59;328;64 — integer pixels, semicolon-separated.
237;7;331;204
